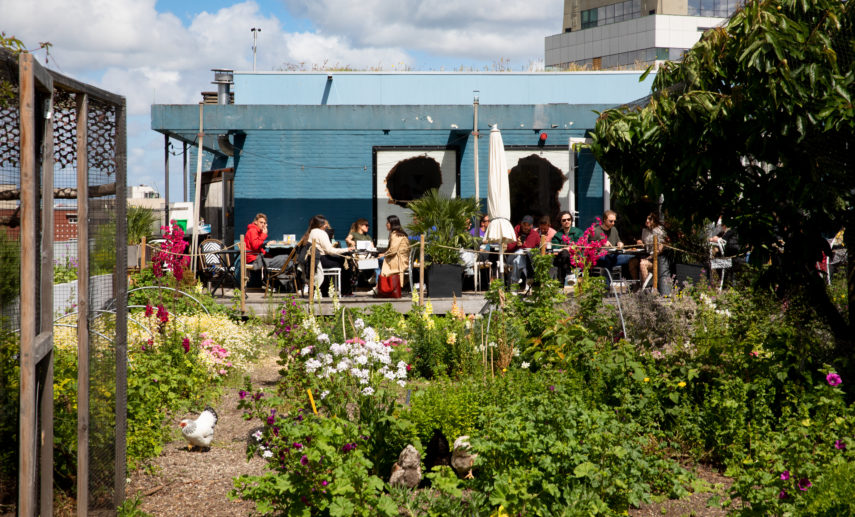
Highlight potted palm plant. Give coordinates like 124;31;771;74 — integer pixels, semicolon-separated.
127;205;157;268
407;189;480;297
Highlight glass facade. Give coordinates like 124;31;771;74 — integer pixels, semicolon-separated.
560;47;687;70
581;0;642;29
687;0;741;17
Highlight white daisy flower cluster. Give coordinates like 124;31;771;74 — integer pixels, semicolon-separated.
301;325;408;395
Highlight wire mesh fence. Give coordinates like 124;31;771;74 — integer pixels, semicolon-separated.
0;48;127;516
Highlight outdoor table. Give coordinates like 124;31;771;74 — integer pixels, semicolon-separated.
265;242;296;257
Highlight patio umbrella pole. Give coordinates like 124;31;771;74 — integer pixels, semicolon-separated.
191;103;204;274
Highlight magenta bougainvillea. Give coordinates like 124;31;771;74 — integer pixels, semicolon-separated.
563;218;609;272
152;221;190;282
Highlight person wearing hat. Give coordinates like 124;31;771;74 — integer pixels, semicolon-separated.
505;215;540;286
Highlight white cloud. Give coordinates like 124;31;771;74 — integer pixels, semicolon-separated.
282;0;561;64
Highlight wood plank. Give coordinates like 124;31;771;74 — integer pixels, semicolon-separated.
32;332;53;363
18;50;38;517
48;67;124;105
0;183;117;200
114;99;129;510
76;92;90;517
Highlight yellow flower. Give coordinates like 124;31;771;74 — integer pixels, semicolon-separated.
677;381;686;388
643;377;650;383
426;319;435;330
446;332;457;345
425;301;433;315
801;418;811;427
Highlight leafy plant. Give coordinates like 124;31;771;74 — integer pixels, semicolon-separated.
127;205;157;245
406;189;480;265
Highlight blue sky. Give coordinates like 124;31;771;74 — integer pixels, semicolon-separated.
2;0;561;201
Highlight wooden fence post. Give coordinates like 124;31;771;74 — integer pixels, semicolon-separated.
419;234;425;305
308;242;317;310
239;236;246;313
652;235;659;291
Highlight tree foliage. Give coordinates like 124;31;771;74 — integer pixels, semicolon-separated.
591;0;855;349
406;189;480;265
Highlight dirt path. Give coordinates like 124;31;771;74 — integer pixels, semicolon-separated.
629;463;734;517
126;348;280;516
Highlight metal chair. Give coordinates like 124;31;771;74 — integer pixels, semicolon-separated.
198;239;237;296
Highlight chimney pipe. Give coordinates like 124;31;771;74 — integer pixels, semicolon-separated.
211;69;234;105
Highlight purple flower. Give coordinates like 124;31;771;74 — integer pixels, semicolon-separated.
827;372;842;387
548;385;555;392
252;392;264;401
239;390;247;400
267;410;277;425
322;480;328;486
300;455;309;466
778;490;787;499
798;478;811;491
293;442;303;449
296;414;303;422
835;440;846;450
780;470;790;481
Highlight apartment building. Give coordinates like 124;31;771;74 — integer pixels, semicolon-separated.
546;0;741;69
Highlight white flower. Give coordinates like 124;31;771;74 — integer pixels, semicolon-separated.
521;361;530;369
488;341;497;348
317;333;330;343
362;327;377;342
355;355;368;365
262;449;273;458
513;347;520;357
384;371;397;381
397;379;406;387
361;386;375;396
354;318;365;330
320;390;330;400
305;358;322;373
300;346;314;356
252;430;263;441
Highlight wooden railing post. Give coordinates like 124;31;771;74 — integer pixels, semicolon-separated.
419;234;425;305
652;235;659;291
239;235;246;313
140;235;146;269
308;241;317;309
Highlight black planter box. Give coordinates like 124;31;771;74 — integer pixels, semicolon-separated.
427;264;463;298
675;263;705;288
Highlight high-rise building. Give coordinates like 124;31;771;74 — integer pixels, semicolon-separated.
546;0;742;70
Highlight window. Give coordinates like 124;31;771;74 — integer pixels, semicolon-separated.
67;214;78;224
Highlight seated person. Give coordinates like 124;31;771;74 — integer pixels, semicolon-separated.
535;215;557;250
376;215;410;297
470;214;490;238
629;212;666;289
346;218;374;249
304;214;356;296
244;213;288;270
506;215;540;285
593;209;633;281
552;211;583;283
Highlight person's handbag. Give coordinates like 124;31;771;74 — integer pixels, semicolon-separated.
377;274;402;298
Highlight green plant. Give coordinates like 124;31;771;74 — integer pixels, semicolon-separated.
127;205;157;245
406;189;480;265
53;256;79;283
0;229;20;308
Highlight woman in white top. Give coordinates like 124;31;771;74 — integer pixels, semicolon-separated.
303;214;356;295
631;212;666;286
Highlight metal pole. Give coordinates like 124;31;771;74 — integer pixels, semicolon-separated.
183;141;188;202
191;104;204;274
164;134;170;227
473;91;479;208
251;28;261;72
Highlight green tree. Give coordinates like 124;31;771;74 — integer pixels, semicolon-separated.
591;0;855;352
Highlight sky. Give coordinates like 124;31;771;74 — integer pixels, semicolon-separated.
1;0;561;202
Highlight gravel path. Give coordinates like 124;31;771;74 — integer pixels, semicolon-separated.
125;348;280;516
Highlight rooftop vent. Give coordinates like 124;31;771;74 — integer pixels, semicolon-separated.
211;68;234;105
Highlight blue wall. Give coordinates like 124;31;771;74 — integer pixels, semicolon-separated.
234;71;654;106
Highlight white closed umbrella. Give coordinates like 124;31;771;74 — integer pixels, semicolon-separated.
484;124;516;280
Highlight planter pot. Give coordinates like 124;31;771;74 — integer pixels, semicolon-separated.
128;244;142;268
427;264;463;298
675;263;705;288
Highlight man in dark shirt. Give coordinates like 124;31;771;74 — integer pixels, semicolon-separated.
552;211;583;284
594;210;632;281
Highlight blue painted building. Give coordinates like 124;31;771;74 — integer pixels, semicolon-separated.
151;71;653;245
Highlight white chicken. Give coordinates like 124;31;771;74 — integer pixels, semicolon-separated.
179;406;218;451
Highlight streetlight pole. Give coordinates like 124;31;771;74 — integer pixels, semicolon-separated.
251;27;261;72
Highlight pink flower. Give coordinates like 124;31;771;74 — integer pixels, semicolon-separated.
300;455;309;466
749;351;759;358
798;478;811;491
182;337;190;353
826;372;842;387
144;304;154;317
835;440;846;450
778;490;787;499
780;470;790;481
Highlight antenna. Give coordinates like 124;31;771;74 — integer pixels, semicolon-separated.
251;27;261;72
